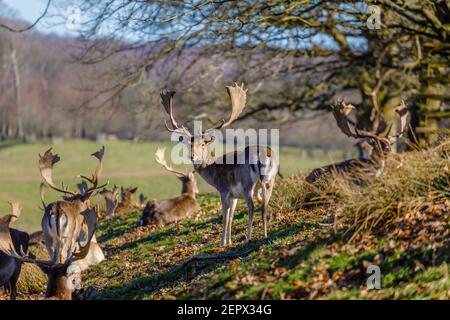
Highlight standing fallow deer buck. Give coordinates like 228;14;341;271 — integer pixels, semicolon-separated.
306;100;410;184
138;147;200;227
160;83;278;246
1;147;107;299
0;202;29;300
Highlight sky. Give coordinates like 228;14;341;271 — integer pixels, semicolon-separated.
2;0;74;36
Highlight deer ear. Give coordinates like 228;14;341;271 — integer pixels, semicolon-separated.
130;187;138;194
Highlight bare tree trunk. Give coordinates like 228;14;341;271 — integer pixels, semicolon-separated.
10;37;23;139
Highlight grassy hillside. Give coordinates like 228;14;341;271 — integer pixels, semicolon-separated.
2;139;448;300
75;139;447;300
0;140;341;232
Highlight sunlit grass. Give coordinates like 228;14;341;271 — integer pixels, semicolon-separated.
0;139;341;231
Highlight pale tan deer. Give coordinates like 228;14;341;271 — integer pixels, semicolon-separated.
306;100;410;183
160;83;278;246
0;202;29;300
138;147;200;227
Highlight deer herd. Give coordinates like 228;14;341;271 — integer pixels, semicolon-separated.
0;83;410;300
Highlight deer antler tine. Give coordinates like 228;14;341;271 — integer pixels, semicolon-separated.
155;147;186;177
332;101;358;138
83;146;106;194
164;119;176;132
384;123;393;137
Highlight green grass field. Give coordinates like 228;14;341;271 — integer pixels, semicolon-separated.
0;139;344;232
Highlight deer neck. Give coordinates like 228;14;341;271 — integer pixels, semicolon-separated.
45;274;72;300
182;181;196;199
121;196;132;206
193;161;221;190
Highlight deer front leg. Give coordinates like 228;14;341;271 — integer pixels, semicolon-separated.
244;191;255;243
220;193;231;247
227;198;238;246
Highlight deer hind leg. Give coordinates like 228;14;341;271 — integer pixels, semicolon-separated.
260;179;275;237
244;190;255;243
264;179;275;223
220;193;231;247
227;198;238;246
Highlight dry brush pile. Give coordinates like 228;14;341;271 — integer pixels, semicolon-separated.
270;139;449;299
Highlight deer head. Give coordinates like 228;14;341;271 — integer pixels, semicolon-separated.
155;147;199;196
332;100;410;160
120;186;138;205
161;83;248;168
100;185;119;217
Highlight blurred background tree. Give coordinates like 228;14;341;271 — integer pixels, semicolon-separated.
0;0;448;146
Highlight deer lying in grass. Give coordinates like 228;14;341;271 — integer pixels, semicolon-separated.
100;185;119;218
138;147;200;227
0;202;29;300
0;147;107;300
306;100;410;184
161;83;278;246
39;148;106;273
115;186;139;214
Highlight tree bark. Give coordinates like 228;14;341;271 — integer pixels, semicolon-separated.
10;37;23;139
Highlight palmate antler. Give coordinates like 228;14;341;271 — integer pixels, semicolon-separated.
161;82;248;135
215;82;248;129
39;147;107;204
332;101;357;138
78;146;108;194
0;204;60;268
39;148;76;196
0;201;22;228
155;147;186;177
332;100;410;143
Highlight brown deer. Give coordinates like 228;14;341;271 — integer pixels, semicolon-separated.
160;83;278;246
138;147;200;227
0;147;106;300
38;148;106;274
100;185;119;218
306;100;410;184
115;186;139;214
0;202;29;300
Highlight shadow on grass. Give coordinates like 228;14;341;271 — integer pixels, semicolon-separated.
88;219;321;300
97;213;140;243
